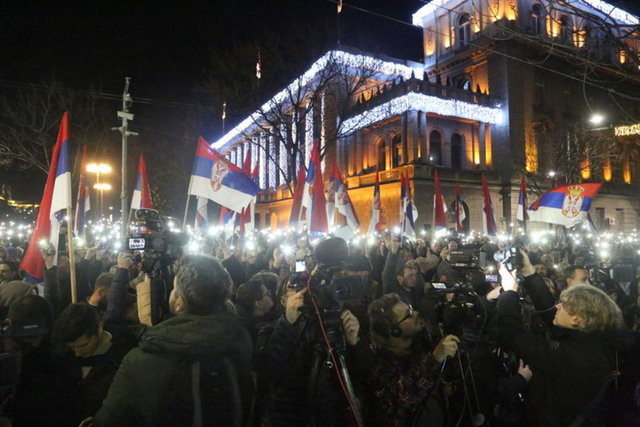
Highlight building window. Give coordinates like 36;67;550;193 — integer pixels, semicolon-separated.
531;4;544;36
457;77;472;91
458;13;471;47
377;138;386;171
560;15;571;42
451;133;464;170
429;130;442;165
392;134;403;168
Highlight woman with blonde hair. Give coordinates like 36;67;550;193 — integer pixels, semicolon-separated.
497;259;632;427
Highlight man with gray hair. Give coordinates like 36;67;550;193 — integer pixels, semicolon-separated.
94;255;253;427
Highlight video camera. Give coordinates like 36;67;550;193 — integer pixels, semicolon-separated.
126;209;188;274
449;249;487;270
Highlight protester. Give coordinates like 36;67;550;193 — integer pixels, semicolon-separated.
51;303;139;425
93;255;253;427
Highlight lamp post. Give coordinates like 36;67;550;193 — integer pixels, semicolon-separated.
93;183;112;216
87;163;112;217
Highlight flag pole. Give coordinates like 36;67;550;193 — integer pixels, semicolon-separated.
66;206;78;304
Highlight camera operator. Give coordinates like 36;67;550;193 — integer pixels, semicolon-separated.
366;293;459;426
496;252;631;426
254;237;365;426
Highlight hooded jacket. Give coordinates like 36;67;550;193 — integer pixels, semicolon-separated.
95;312;253;427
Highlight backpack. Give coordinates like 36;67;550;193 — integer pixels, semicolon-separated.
159;353;243;427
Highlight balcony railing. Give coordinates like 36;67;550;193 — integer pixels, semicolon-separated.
347;76;497;119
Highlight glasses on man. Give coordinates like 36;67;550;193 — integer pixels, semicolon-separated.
394;305;415;326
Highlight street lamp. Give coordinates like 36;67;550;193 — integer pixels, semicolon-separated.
86;163;112;218
86;163;112;174
93;182;112;216
589;113;605;126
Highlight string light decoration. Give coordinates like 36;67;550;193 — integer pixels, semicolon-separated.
412;0;638;26
615;122;640;136
212;50;423;151
342;92;503;132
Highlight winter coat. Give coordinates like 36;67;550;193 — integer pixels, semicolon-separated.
94;312;253;427
497;287;632;427
255;313;365;426
65;327;140;425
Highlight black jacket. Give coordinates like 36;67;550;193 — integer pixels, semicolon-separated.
497;286;632;426
255;313;365;426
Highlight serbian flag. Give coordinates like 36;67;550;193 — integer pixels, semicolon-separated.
516;177;528;233
131;154;153;210
333;165;360;231
367;171;382;234
433;170;447;230
301;140;328;232
523;183;603;228
188;137;259;212
194;196;208;233
481;172;497;235
21;112;72;281
454;184;466;232
238;150;257;234
74;145;90;240
326;165;338;226
289;167;306;226
400;174;418;238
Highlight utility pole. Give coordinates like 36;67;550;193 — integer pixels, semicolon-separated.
113;77;138;245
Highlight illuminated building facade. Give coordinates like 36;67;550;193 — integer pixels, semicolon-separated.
215;0;640;233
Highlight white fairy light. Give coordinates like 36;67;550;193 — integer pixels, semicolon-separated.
342;92;502;132
212;50;423;151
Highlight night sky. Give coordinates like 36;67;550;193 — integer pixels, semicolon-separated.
0;0;638;211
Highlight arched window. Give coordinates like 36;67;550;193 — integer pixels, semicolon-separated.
377;138;386;171
457;78;472;91
531;4;543;36
458;13;471;47
451;133;464;170
429;130;442;165
392;134;403;168
560;15;571;42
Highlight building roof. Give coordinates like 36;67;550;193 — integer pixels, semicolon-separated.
412;0;639;26
211;49;423;151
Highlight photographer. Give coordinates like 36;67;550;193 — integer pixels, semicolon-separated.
254;238;364;426
496;254;631;426
366;293;459;426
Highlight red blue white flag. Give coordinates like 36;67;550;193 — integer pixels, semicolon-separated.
367;171;382;234
194;196;208;233
521;183;603;228
74;145;90;240
188;137;259;212
454;184;466;232
301;140;328;233
433;170;447;230
131;154;153;210
289;167;307;226
20;112;72;280
400;174;418;238
481;172;497;235
332;165;360;231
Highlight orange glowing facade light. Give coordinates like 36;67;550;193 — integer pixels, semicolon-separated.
603;158;612;181
580;158;591;179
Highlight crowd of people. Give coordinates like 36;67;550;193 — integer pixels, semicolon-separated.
0;221;639;426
